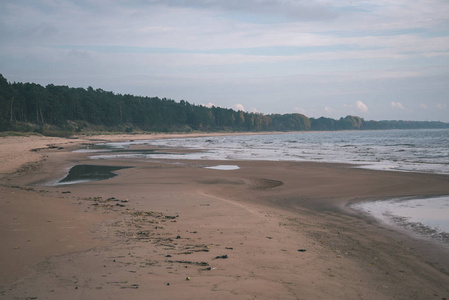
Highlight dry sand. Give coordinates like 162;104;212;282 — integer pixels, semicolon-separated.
1;134;449;299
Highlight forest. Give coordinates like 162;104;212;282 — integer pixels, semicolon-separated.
1;74;448;135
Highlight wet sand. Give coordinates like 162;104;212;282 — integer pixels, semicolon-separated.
1;134;449;299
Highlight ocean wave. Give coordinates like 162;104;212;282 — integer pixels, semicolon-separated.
89;129;449;175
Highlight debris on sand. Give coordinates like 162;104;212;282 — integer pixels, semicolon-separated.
213;255;228;260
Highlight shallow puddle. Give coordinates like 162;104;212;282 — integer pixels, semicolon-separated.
351;196;449;245
204;165;240;170
58;165;131;185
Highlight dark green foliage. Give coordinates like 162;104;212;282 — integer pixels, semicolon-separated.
270;113;311;131
0;74;448;133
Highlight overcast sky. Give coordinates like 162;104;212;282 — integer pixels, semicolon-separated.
1;0;449;121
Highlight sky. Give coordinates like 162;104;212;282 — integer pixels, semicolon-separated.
1;0;449;122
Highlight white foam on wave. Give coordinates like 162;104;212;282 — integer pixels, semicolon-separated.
87;129;449;175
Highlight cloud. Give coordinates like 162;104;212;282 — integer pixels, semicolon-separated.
437;103;447;109
294;107;307;114
234;103;245;111
391;101;405;110
356;100;368;112
149;0;337;21
419;103;428;109
248;107;259;113
1;0;449;122
202;102;217;108
324;106;334;114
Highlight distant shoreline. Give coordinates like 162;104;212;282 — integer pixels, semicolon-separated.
2;74;448;135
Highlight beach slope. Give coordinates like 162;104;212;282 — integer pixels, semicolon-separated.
1;135;449;299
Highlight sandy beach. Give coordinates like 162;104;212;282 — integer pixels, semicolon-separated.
1;134;449;299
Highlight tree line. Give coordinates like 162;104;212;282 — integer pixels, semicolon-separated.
1;74;447;134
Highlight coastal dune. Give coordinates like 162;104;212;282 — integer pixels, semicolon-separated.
1;134;449;299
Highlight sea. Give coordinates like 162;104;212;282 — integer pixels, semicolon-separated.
83;129;449;245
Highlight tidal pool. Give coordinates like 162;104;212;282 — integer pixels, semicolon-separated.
204;165;240;170
58;165;131;185
351;196;449;245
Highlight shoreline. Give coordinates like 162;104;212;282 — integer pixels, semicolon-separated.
1;134;449;299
